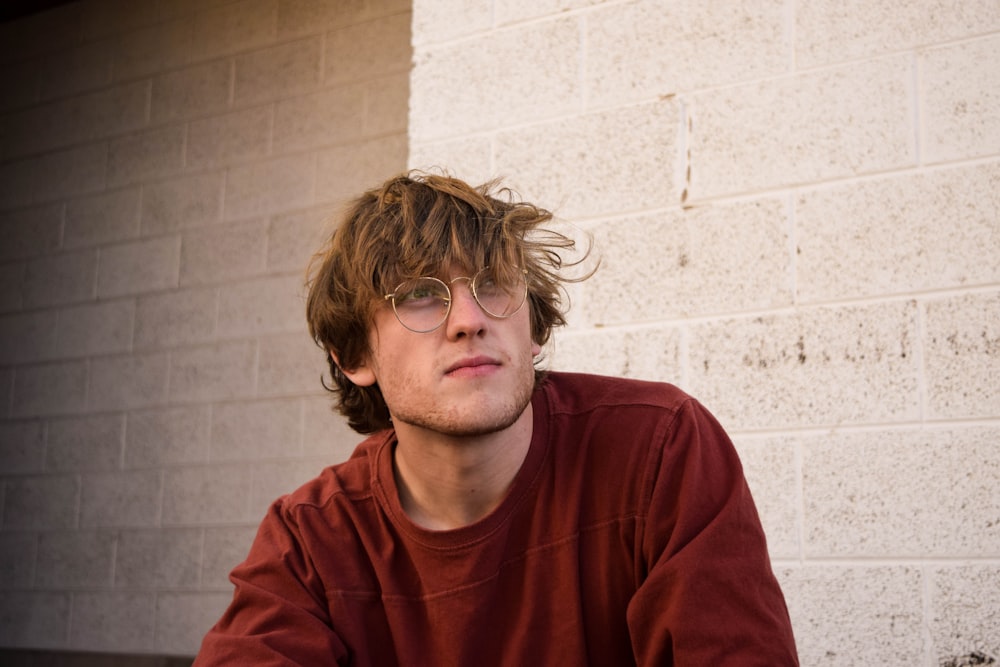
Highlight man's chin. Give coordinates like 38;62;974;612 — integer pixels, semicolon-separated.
396;390;533;439
404;406;526;438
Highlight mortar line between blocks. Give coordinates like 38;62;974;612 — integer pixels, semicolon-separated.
578;11;588;113
786;192;797;306
920;563;935;667
794;438;805;564
785;0;797;71
912;51;925;168
915;300;930;423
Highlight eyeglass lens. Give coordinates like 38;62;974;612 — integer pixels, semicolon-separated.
390;269;526;332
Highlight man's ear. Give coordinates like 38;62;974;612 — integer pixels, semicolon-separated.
330;351;377;387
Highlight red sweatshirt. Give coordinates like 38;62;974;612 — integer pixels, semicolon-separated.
195;372;798;665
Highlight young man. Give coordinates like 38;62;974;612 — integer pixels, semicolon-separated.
194;173;799;665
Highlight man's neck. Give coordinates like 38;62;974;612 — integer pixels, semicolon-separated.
391;404;534;530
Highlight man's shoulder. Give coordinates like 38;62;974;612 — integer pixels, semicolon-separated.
276;431;389;514
539;371;693;416
535;373;709;488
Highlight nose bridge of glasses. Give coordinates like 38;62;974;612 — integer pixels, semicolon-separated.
445;275;483;314
447;274;473;288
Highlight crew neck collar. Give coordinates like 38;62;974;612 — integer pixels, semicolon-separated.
371;380;552;549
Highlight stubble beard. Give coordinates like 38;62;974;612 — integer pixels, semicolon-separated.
390;368;537;438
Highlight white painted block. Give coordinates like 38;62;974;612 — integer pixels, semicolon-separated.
68;590;156;653
217;274;306;337
2;474;79;529
23;249;97;308
162;463;254;525
302;394;359;460
80;469;162;527
0;419;45;474
151;59;232;124
922;35;1000;163
116;528;203;588
257;331;326;397
410;17;580;141
325;11;411;84
272;84;366;152
314;133;407;205
89;351;170;411
12;361;88;417
125;405;211;468
930;564;1000;665
796;0;1000;67
778;565;924;665
179;220;268;286
924;291;1000;419
134;286;217;350
107;125;185;186
0;591;70;648
97;235;181;297
224;154;315;221
189;0;279;62
235;36;322;105
35;530;115;587
688;301;921;429
549;325;682;384
64;187;141;248
211;398;303;461
797;163;1000;302
168;340;257;402
141;170;224;235
583;198;791;324
688;57;915;199
0;203;62;262
495;100;679;220
586;0;787;107
803;426;1000;557
45;413;124;472
55;299;135;359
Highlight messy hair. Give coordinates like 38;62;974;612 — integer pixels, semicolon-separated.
306;171;587;434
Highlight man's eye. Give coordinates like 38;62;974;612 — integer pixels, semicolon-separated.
398;286;444;305
475;277;501;296
406;289;433;300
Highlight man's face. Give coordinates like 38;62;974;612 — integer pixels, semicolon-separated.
342;267;542;439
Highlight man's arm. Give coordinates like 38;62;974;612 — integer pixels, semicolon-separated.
626;398;799;666
194;500;350;666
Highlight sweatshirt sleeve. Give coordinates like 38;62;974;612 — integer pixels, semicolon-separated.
193;499;350;666
625;398;799;666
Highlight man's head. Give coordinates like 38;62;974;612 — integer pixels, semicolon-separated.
306;172;580;434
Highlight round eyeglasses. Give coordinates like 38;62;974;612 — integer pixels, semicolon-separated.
384;268;528;333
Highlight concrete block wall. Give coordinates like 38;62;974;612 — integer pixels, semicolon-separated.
409;1;999;665
0;0;409;657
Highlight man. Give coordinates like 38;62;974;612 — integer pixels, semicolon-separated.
194;172;799;665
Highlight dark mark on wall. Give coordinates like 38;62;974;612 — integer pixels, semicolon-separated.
681;112;693;208
941;651;996;667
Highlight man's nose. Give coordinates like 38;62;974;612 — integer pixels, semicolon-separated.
445;280;488;337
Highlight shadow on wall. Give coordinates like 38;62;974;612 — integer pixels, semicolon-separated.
0;649;193;665
0;0;81;22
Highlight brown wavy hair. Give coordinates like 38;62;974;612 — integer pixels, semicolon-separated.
305;171;587;434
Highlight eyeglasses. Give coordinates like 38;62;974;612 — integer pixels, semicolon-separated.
384;267;528;333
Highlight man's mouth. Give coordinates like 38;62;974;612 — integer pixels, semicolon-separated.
445;356;501;377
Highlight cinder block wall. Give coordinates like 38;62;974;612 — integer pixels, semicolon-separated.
0;0;409;656
409;1;999;665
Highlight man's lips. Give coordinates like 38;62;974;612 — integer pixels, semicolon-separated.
444;356;501;376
